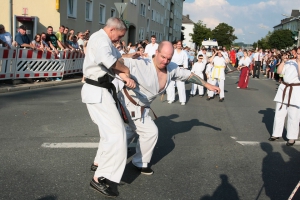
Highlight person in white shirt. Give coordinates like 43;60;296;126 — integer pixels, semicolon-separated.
208;49;228;102
144;35;158;58
81;17;136;198
253;48;263;78
190;54;206;97
128;44;136;54
0;24;12;48
166;40;189;105
237;50;251;89
269;47;300;146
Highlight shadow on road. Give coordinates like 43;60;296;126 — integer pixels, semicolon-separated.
260;142;300;200
258;108;276;137
199;174;240;200
36;195;57;200
122;114;221;184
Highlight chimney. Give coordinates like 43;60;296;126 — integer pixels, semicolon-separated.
187;14;189;19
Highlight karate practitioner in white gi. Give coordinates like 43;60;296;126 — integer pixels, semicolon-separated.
166;40;189;105
190;54;206;97
81;17;136;197
144;35;158;59
269;47;300;146
116;41;220;175
208;50;228;102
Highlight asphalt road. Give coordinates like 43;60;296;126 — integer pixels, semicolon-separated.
1;72;300;200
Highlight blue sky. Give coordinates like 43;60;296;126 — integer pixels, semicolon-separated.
183;0;300;44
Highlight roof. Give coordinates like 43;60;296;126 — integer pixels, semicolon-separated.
182;15;194;24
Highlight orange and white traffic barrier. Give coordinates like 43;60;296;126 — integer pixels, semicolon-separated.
63;50;84;75
14;49;64;79
0;47;17;80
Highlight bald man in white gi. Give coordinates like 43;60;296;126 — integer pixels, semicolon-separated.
208;49;228;102
81;17;136;198
144;35;158;59
166;40;189;105
269;47;300;146
116;41;220;175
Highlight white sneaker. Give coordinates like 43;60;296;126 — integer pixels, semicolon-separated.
181;102;185;105
168;100;173;104
237;86;240;88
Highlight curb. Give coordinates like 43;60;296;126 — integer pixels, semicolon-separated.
0;79;81;93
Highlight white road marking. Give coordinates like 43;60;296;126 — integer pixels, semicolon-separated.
41;142;137;148
230;136;237;140
237;141;300;146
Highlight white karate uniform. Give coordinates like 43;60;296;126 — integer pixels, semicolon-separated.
117;58;191;168
144;43;158;58
190;61;206;95
210;56;226;98
272;60;300;139
81;29;126;183
205;63;215;97
166;49;189;103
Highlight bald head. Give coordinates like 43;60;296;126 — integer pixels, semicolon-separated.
157;41;174;54
154;41;174;70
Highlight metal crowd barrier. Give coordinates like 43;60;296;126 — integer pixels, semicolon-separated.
0;47;84;81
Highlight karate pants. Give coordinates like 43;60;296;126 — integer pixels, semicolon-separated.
86;92;127;183
126;109;158;168
207;78;225;98
166;80;186;103
272;103;300;139
191;74;204;95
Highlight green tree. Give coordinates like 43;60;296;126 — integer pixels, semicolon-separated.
211;23;237;47
268;29;294;49
190;20;212;47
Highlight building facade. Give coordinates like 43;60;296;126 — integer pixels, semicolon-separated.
273;10;300;47
182;14;195;49
1;0;184;44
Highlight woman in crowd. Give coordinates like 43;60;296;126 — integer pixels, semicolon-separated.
268;55;278;80
269;47;300;146
237;50;251;89
31;34;44;50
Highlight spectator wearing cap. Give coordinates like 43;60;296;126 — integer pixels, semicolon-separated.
15;25;35;49
0;24;12;48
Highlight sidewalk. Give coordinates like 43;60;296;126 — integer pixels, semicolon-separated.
0;75;82;93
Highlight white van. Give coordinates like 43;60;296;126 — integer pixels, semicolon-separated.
201;39;218;57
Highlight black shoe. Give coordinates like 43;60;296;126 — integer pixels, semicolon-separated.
286;140;295;146
268;136;279;141
207;97;212;101
91;164;98;171
219;98;224;102
135;165;154;175
90;177;118;197
189;94;195;97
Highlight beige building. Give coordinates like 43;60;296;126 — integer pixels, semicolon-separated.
1;0;184;44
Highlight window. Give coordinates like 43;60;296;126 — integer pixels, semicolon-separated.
147;18;150;32
152;9;155;21
139;28;144;40
130;0;137;5
68;0;77;18
85;1;93;21
140;3;146;17
99;4;106;24
148;0;151;10
111;8;116;17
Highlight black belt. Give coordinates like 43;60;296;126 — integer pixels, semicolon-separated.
178;65;183;67
85;75;129;123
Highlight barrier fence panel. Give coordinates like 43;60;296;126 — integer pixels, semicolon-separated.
0;47;17;80
14;49;64;79
0;47;84;81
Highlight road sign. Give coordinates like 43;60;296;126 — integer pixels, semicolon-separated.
114;3;127;18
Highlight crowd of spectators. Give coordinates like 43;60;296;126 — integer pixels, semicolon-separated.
0;24;90;82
